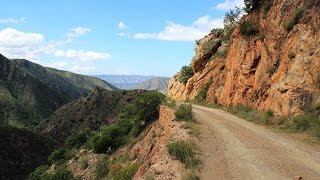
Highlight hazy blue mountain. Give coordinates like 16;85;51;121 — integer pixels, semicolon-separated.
94;75;169;93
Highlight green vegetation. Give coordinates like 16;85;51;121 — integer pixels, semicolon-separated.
48;148;67;163
175;104;194;121
182;122;200;138
202;38;222;55
223;7;242;42
167;140;199;168
285;8;304;32
28;165;50;180
65;129;92;149
109;162;140;180
240;20;259;36
89;91;165;153
226;104;320;139
163;98;176;108
95;156;109;178
195;80;213;103
288;52;296;60
28;163;74;180
80;159;89;169
261;0;273;16
215;47;229;58
179;66;194;85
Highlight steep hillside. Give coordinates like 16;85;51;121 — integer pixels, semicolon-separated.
41;87;145;143
95;75;156;89
0;126;55;180
0;54;67;127
134;77;170;94
168;0;320;116
12;59;115;101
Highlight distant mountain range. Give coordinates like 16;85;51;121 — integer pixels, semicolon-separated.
0;54;116;128
94;75;170;93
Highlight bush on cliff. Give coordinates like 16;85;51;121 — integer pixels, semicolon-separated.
179;66;194;85
89;91;165;154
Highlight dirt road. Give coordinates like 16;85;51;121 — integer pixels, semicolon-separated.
193;105;320;180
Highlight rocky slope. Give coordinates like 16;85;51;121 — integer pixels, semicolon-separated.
41;88;145;143
0;54;67;127
61;106;192;180
168;0;320;116
0;126;55;180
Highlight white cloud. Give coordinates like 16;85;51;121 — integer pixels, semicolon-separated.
0;17;26;24
215;0;244;10
0;28;47;59
54;49;111;61
118;21;128;30
69;65;96;74
67;27;91;38
133;16;223;41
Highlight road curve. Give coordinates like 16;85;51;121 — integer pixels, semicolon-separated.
193;104;320;180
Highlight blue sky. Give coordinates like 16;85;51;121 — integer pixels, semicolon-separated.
0;0;243;76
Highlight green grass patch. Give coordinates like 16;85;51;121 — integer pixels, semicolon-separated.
240;20;259;36
95;155;109;179
195;80;213;103
108;162;140;180
175;104;194;121
167;140;199;168
182;122;200;138
285;8;304;32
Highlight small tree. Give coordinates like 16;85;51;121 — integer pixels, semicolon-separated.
223;7;242;42
179;66;194;85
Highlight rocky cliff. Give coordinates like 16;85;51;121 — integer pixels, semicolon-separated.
168;0;320;116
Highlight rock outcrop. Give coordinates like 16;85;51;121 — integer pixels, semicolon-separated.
168;0;320;116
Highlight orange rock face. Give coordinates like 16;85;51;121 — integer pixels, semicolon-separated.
168;0;320;116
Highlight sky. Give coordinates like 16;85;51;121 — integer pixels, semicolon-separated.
0;0;244;76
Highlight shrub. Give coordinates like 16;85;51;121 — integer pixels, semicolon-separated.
164;98;176;108
291;112;316;131
109;163;140;180
90;91;164;154
285;8;304;32
175;104;194;121
240;20;259;36
195;80;213;103
43;164;74;180
179;66;194;85
80;159;89;169
28;165;49;180
215;47;229;58
261;0;273;15
223;7;242;42
48;148;67;163
65;129;92;149
119;91;165;136
202;39;221;55
167;140;199;168
95;156;109;178
90;124;129;154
